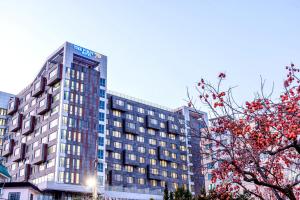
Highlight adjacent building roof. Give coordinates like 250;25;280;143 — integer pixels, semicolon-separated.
0;163;10;179
0;182;41;192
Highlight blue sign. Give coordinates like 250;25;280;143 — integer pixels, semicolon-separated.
73;44;95;57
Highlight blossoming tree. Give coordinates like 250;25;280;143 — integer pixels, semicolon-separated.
188;64;300;200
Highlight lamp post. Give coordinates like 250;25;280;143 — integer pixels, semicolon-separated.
86;176;97;200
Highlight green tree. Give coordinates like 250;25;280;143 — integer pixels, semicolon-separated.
163;184;169;200
175;187;192;200
169;192;174;200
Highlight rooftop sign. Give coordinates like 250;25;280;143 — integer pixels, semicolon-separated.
73;44;101;59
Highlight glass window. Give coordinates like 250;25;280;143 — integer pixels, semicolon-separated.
138;146;145;153
125;165;133;172
126;133;134;140
148;129;155;135
125;144;133;151
100;78;106;87
113;110;121;117
149;148;156;155
149;139;157;145
98;150;104;159
50;119;58;129
126;104;133;110
147;110;154;116
49;131;57;141
99;112;105;121
114;142;122;149
137;107;144;114
99;101;105;109
99;89;106;98
127;176;134;184
126;114;133;120
137;136;144;143
99;124;105;133
137;116;144;123
98;137;104;146
113;121;122;128
49;68;58;79
98;163;104;172
112;152;121;160
138;178;145;185
112;131;121;138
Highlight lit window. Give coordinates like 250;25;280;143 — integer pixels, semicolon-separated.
126;133;134;141
159;141;166;147
139;127;145;133
112;131;121;138
149;148;156;155
125;165;134;172
114;142;122;149
128;154;136;161
150;180;157;187
137;178;145;185
151;168;159;175
149;139;157;145
160;132;167;138
113;121;122;128
139;157;145;163
113;164;122;171
112;152;121;160
125;144;133;151
113;110;121;117
137;136;144;143
160;161;167;167
169;134;176;140
138;167;146;174
137;117;144;123
171;172;178;179
150;159;156;165
171;163;178;169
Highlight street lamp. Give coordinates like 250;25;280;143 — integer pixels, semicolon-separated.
86;176;97;200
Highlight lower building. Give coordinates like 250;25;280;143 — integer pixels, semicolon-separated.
0;182;41;200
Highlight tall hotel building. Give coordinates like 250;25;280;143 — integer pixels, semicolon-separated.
1;42;207;200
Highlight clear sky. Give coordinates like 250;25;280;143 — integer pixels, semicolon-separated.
0;0;300;112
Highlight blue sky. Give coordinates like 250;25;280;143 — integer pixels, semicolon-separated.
0;0;300;112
